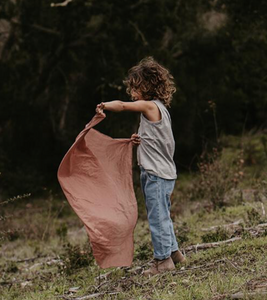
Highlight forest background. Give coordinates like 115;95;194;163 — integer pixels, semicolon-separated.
1;1;267;299
0;0;266;198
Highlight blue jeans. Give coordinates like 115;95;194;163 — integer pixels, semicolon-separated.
140;166;179;260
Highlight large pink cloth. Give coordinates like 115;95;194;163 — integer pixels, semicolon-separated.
57;114;138;268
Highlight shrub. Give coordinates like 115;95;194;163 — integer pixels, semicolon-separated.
0;193;31;245
188;147;245;208
59;241;94;275
201;227;231;243
56;223;68;241
176;221;190;245
134;241;152;261
246;208;262;227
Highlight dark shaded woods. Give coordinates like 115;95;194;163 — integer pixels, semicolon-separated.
0;0;266;197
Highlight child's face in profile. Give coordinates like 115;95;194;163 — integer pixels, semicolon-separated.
130;89;143;101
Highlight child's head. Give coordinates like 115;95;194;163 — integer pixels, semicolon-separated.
123;56;176;107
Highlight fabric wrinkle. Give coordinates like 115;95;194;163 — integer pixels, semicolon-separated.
57;114;138;268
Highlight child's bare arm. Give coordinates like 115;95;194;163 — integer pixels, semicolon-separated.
96;100;153;114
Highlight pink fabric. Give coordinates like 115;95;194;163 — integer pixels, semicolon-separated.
57;114;138;268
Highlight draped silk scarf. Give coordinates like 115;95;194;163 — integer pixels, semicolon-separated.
57;114;138;268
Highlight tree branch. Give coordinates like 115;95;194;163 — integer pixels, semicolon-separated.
51;0;73;7
129;21;149;46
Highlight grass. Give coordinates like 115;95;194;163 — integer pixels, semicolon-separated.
1;193;267;300
1;132;267;299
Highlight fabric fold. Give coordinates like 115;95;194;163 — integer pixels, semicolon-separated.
57;114;138;268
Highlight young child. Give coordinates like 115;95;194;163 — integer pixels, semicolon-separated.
96;56;185;276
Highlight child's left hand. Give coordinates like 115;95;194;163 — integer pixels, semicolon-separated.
131;133;141;145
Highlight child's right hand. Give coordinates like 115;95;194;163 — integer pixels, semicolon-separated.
96;102;105;116
131;133;141;146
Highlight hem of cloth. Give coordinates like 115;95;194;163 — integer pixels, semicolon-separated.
139;165;177;180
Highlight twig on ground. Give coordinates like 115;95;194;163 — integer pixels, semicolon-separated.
125;259;154;275
29;262;43;270
57;292;120;300
170;259;226;275
201;220;267;240
95;269;113;281
184;237;242;253
256;223;267;228
230;291;267;299
245;223;267;237
12;257;64;270
201;219;243;232
92;280;109;292
9;254;49;263
223;258;244;273
0;278;33;286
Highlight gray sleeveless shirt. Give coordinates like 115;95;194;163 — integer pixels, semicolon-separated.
137;99;177;179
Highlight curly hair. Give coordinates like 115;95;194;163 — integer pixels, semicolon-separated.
123;56;176;107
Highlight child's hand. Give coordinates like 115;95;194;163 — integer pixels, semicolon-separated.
96;102;105;116
131;133;141;146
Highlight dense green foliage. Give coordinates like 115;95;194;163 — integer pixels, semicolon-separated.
0;0;266;196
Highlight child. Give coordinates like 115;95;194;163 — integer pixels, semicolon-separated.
96;56;185;276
